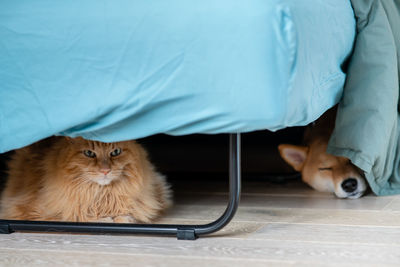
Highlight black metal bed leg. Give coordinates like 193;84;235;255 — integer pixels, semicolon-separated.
0;223;13;234
189;133;241;239
176;133;242;240
0;133;241;240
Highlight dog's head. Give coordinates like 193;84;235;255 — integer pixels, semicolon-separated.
278;140;367;199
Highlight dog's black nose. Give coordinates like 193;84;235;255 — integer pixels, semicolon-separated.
341;178;358;193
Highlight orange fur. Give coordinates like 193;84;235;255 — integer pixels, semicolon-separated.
278;108;367;199
0;137;172;223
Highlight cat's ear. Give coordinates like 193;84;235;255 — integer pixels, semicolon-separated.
64;136;75;144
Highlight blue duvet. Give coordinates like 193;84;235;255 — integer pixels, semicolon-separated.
0;0;355;152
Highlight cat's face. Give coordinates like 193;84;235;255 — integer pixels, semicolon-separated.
60;137;139;186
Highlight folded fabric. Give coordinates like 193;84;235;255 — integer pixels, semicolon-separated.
328;0;400;195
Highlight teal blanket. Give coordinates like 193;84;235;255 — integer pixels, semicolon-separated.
328;0;400;195
0;0;355;153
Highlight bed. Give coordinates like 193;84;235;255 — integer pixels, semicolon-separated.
0;0;356;238
0;0;355;152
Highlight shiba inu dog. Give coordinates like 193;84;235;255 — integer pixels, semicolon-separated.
278;108;367;199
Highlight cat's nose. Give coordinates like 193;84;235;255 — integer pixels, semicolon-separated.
100;168;111;175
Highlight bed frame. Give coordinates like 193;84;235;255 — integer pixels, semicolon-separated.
0;133;241;240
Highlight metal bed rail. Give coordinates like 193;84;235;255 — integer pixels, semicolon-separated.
0;133;241;240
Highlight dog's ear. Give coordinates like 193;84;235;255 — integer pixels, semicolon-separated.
278;144;308;171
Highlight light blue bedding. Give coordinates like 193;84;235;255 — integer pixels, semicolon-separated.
0;0;355;153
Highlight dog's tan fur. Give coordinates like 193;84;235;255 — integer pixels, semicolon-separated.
279;108;367;198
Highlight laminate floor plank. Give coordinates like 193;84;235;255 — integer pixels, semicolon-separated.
0;248;291;267
251;223;400;245
165;205;400;227
383;197;400;211
174;193;393;211
1;233;399;266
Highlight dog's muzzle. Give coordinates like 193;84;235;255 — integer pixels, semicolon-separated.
337;177;367;199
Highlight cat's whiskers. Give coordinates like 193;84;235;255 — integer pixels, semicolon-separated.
71;174;92;187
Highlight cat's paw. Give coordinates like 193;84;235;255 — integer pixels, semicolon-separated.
113;215;136;223
95;216;114;223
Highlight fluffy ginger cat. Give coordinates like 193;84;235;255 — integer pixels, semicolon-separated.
0;137;172;223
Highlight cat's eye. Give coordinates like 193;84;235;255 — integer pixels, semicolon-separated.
318;167;333;171
83;150;96;158
110;148;122;157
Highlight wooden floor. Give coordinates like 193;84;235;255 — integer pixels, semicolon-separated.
1;176;400;266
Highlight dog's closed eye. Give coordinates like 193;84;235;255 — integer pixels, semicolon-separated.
318;167;333;171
